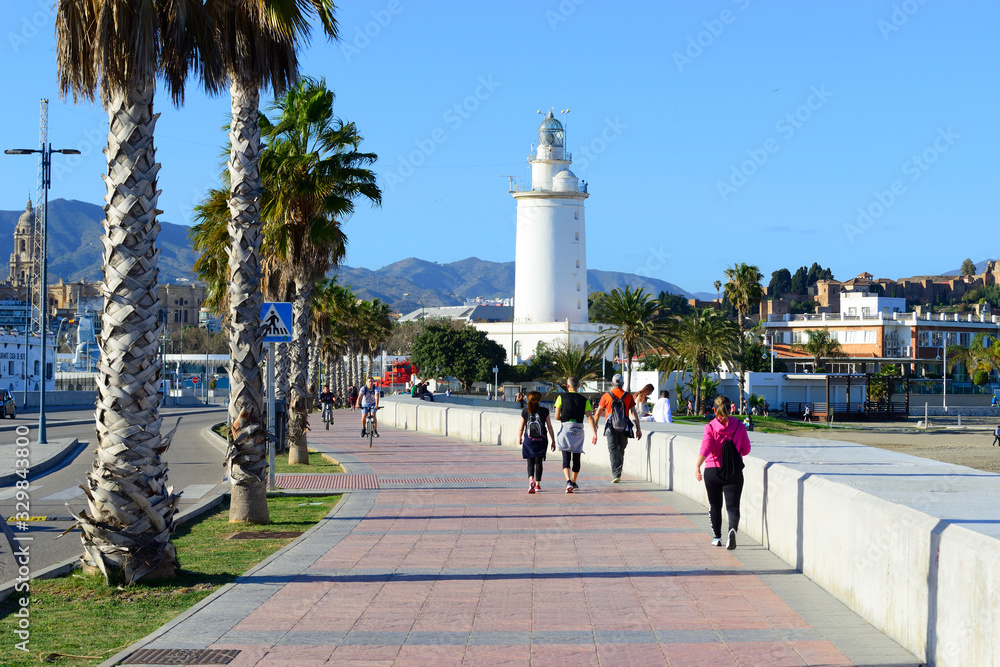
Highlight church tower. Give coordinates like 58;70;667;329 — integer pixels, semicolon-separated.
9;199;35;288
512;111;589;324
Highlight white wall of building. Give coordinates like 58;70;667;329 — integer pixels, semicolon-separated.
840;292;906;317
0;334;56;393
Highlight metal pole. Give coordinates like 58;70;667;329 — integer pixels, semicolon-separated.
22;296;29;405
268;341;276;491
942;344;947;411
38;146;49;445
205;320;210;403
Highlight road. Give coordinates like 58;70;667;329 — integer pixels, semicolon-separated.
0;405;230;574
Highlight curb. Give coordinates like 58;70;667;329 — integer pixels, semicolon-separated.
0;437;82;489
100;489;353;667
0;490;229;604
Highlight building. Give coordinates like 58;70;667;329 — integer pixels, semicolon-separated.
8;199;35;288
475;111;609;362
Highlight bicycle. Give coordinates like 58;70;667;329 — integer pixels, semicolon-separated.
362;406;383;447
321;402;334;430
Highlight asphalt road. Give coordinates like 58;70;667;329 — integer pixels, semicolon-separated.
0;406;231;574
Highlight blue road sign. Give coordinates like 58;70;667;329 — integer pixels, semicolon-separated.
261;302;293;343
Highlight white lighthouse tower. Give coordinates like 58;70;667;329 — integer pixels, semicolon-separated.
513;111;589;324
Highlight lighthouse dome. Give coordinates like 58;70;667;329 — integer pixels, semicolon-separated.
538;110;564;148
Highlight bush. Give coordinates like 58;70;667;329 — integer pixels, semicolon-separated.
974;369;990;385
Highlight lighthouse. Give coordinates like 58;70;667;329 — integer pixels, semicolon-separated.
512;111;589;324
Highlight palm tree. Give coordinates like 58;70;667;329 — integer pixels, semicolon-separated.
668;309;737;416
204;2;338;521
724;263;764;413
55;0;220;584
945;333;1000;383
260;78;381;464
537;342;604;388
592;286;672;391
793;328;845;372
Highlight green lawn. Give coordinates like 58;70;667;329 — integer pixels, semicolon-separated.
211;423;343;474
0;494;339;667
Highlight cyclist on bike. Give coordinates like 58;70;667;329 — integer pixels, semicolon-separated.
319;385;336;425
359;376;380;438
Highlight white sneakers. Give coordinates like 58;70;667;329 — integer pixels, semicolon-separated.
726;529;737;550
711;538;723;547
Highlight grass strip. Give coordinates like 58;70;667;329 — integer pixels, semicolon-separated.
0;494;339;667
211;423;343;474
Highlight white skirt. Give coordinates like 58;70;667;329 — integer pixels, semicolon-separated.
555;422;585;453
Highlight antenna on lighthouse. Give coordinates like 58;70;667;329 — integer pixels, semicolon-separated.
498;175;518;193
561;108;571;137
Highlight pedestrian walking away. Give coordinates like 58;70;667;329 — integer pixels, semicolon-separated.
992;424;1000;447
348;383;359;411
553;376;599;493
695;396;751;550
518;391;556;494
594;373;641;483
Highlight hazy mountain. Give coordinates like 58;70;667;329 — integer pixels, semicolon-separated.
940;259;995;277
0;198;198;284
335;257;693;314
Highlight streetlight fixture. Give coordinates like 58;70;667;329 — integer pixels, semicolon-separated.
937;343;948;411
403;293;425;331
5;144;81;444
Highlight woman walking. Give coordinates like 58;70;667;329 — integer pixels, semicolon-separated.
518;390;556;494
553;377;598;493
695;396;751;549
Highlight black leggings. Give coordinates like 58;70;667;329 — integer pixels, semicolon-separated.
703;467;744;539
527;458;543;481
562;451;581;473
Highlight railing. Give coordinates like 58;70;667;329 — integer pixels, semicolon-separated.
509;180;588;194
769;311;1000;324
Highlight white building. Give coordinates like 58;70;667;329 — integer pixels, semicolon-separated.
0;332;56;393
476;111;608;362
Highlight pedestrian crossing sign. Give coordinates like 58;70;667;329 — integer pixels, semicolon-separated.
261;302;293;342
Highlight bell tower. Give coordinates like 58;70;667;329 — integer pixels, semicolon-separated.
9;198;35;288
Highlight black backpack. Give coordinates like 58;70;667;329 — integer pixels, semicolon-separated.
526;412;546;444
717;438;745;484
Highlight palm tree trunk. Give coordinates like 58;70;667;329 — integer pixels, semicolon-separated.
737;320;746;414
287;278;313;464
275;341;290;402
74;81;179;584
224;79;269;524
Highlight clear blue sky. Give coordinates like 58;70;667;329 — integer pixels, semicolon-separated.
0;1;997;295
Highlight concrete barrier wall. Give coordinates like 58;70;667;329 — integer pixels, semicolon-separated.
380;397;1000;665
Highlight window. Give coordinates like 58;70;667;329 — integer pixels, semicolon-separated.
574;231;579;241
574;211;579;220
931;332;943;347
513;341;521;356
576;259;580;268
848;307;856;316
959;333;971;347
33;360;39;375
577;299;581;309
576;282;581;292
792;331;805;344
861;307;871;317
918;331;930;347
46;363;52;381
7;361;12;375
183;310;189;323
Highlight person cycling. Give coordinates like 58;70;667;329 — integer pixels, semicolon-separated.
359;376;380;438
319;385;336;427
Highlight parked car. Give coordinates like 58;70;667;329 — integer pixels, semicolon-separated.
0;389;15;418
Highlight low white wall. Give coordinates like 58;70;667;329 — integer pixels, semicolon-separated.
381;397;1000;666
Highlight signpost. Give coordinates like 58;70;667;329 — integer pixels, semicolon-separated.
261;302;293;490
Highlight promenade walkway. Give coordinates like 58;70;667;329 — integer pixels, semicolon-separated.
109;419;919;666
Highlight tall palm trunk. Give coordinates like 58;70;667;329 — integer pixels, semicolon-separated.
224;80;269;524
287;278;313;464
737;319;746;413
275;341;290;402
74;82;179;584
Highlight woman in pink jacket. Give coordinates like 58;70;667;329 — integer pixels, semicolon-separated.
695;396;751;549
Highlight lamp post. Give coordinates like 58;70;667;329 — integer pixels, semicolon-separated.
6;144;81;444
940;344;948;411
493;365;499;400
403;293;425;331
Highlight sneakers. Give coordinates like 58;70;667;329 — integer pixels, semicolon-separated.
360;429;366;438
711;538;723;547
570;481;579;491
726;529;737;550
611;477;620;484
374;431;380;438
566;482;573;494
535;483;541;492
528;481;536;494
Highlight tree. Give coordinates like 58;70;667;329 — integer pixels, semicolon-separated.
535;342;604;388
946;333;1000;383
591;286;673;391
210;1;339;522
768;268;791;295
724;263;764;413
656;291;693;317
56;0;220;584
790;267;808;294
260;78;381;466
961;258;977;276
410;323;507;391
667;309;736;415
792;328;845;372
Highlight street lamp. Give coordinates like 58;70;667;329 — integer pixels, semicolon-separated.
937;343;948;411
403;293;425;330
6;144;81;444
493;365;499;400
